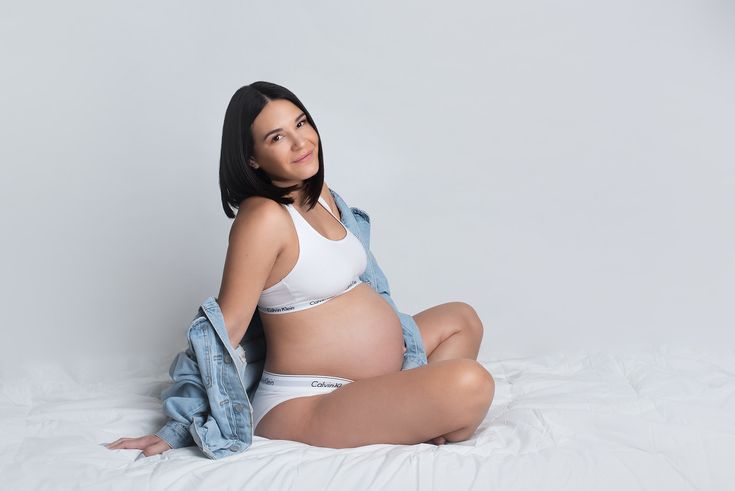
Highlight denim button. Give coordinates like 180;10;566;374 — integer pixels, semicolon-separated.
233;403;243;413
224;354;232;364
229;444;241;452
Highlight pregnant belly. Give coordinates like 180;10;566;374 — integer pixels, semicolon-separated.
260;282;405;381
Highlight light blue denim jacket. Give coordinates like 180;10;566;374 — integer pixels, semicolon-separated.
154;188;428;459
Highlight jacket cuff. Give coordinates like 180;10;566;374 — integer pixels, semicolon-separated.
155;420;194;449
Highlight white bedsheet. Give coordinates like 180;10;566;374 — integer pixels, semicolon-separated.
1;345;733;490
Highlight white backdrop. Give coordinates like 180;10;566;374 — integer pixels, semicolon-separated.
1;0;733;371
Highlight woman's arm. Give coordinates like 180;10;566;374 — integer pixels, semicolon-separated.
106;198;282;457
217;197;283;349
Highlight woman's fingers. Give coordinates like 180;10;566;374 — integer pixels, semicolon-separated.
103;435;174;459
103;437;128;448
105;437;145;450
104;435;163;451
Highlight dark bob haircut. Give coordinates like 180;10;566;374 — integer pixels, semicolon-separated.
219;81;325;219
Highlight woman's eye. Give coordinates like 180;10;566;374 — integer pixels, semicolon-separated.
272;120;307;142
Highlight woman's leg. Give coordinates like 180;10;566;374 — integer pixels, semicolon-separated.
413;301;485;363
257;358;495;448
413;301;487;444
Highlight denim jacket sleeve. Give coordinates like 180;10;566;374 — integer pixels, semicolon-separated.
153;337;207;449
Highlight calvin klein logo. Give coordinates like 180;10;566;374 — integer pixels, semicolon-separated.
263;305;295;313
262;377;275;385
311;380;344;388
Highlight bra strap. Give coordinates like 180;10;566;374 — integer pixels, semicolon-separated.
319;195;343;221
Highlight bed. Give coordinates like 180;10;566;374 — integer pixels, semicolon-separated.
2;344;733;490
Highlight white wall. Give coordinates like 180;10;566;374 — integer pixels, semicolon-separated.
1;0;733;369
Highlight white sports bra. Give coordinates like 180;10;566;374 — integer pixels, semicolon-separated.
257;195;368;314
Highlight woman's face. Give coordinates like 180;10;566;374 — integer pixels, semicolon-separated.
248;99;320;190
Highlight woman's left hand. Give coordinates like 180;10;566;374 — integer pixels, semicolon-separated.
103;435;172;457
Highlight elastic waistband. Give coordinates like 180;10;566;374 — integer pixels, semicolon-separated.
259;370;354;389
257;279;362;314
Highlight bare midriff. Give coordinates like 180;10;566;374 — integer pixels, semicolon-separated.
260;282;405;381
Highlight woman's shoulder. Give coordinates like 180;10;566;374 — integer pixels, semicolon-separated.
232;197;288;235
238;195;282;211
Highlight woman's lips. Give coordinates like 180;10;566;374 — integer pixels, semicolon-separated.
294;150;313;163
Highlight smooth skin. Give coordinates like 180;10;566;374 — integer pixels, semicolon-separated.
254;302;491;448
104;99;493;455
104;308;489;453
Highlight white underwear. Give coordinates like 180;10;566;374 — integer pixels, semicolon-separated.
251;370;354;433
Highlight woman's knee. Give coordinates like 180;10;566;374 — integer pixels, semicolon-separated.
453;302;485;341
450;359;495;406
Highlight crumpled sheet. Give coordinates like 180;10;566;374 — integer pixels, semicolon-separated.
1;344;733;490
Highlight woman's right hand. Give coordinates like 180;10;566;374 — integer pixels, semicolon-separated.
103;435;172;457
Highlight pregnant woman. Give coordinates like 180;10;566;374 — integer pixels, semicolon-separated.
105;81;495;455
